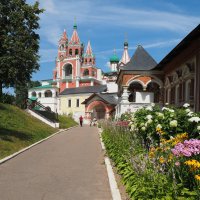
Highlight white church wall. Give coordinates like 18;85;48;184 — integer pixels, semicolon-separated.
106;82;118;93
135;92;154;103
97;69;102;81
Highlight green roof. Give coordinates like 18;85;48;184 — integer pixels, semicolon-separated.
33;85;54;89
29;97;38;101
110;54;119;62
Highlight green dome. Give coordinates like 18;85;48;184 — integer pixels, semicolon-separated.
110;54;119;62
124;41;128;46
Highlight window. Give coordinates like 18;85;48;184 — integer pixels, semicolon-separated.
38;92;41;98
75;49;79;55
76;99;79;107
60;44;64;51
64;64;72;77
69;49;72;55
44;90;52;97
175;85;179;105
68;99;71;107
31;91;36;97
89;58;92;63
85;59;87;64
83;69;89;76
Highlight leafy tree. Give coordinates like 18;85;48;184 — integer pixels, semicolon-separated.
0;0;43;97
15;80;41;108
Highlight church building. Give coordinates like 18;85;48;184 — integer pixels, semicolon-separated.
28;23;200;124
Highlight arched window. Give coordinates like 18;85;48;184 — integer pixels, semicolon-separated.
64;64;72;77
38;92;41;98
44;90;52;98
83;69;89;76
69;49;72;55
128;82;143;102
75;49;79;55
31;91;36;97
60;44;64;51
89;58;92;63
175;85;179;105
85;59;87;64
146;82;160;103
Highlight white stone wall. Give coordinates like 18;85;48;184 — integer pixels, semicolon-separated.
97;69;102;81
28;88;59;113
135;92;154;103
106;82;118;93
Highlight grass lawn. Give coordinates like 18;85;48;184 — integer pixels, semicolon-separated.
0;103;75;159
58;115;78;129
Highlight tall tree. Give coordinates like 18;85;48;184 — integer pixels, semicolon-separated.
15;80;41;108
0;0;43;98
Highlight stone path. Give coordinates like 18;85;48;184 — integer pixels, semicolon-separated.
0;126;112;200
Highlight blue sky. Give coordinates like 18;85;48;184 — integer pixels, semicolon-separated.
28;0;200;81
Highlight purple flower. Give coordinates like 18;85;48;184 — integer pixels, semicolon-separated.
171;139;200;157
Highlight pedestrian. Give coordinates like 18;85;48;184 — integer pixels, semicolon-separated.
90;118;93;127
79;115;83;127
93;117;97;126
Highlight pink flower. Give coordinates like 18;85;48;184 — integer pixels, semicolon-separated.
171;139;200;157
175;161;180;166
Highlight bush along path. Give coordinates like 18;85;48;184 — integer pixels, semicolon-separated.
101;103;200;199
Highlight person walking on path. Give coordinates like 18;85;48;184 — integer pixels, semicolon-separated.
79;115;83;127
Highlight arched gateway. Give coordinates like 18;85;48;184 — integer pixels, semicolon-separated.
82;94;117;122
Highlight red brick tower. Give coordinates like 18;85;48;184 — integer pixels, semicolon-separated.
53;23;102;92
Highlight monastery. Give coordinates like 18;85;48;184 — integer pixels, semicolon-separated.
28;23;200;123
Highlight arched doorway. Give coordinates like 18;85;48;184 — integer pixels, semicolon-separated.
91;104;106;120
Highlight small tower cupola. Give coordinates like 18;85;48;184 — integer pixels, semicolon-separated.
83;40;95;65
109;49;119;72
68;22;83;57
118;40;130;69
58;29;68;60
58;29;68;51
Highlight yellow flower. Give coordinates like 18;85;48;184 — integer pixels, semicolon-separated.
156;128;165;135
168;154;173;162
149;151;155;158
159;156;165;164
195;174;200;181
185;160;200;171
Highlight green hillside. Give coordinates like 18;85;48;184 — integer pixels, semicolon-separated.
0;103;75;159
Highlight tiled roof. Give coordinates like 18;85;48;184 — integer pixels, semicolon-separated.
124;45;157;70
97;93;118;105
59;85;107;95
82;93;117;105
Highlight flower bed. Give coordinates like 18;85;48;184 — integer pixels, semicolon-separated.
101;104;200;199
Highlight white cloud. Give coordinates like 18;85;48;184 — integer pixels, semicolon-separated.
34;0;200;46
39;49;57;63
96;38;181;56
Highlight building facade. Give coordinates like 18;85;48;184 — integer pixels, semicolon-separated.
28;23;200;122
154;24;200;112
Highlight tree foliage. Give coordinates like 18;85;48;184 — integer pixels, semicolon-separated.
0;0;43;96
15;80;41;108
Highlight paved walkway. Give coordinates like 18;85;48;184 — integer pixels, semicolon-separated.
0;126;112;200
